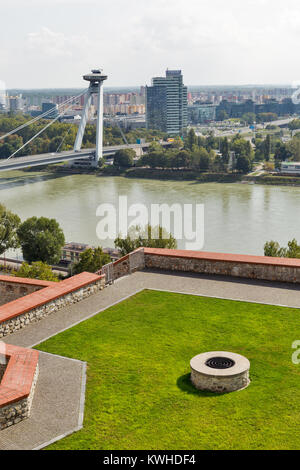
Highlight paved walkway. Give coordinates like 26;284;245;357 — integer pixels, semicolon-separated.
4;270;300;350
0;352;85;450
1;269;300;449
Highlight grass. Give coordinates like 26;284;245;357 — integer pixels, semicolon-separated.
35;290;300;450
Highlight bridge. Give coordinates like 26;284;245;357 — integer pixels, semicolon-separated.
0;142;170;172
0;68;170;173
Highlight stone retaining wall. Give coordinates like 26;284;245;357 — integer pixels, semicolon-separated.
0;344;39;431
0;362;6;382
0;277;54;306
143;248;300;284
111;248;145;281
0;273;105;338
0;364;39;430
113;255;130;280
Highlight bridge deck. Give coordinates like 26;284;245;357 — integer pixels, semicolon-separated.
0;142;169;172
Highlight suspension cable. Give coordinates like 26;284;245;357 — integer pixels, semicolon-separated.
0;90;87;141
55;122;74;153
108;115;129;146
5;99;79;161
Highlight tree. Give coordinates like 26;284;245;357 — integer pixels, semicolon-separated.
199;149;211;170
14;261;59;282
274;142;290;162
191;147;210;171
113;148;135;168
148;141;163;153
72;247;111;275
256;113;278;123
286;239;300;258
147;151;166;168
220;137;230;163
231;137;253;160
264;241;287;258
254;138;265;161
217;110;229;122
264;238;300;258
186;128;197;150
205;133;218;151
236;155;252;173
0;135;23;159
288;119;300;131
0;204;21;255
17;216;65;264
287;136;300;161
115;225;177;256
98;157;106;168
241;113;256;125
172;150;191;169
263;135;271;161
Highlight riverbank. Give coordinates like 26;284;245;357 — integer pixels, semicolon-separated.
46;165;243;183
22;164;300;186
104;167;243;182
102;167;300;186
244;174;300;186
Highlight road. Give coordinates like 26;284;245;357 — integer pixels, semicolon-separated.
195;117;297;138
0;142;169;172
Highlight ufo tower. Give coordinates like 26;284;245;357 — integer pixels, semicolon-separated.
74;69;108;167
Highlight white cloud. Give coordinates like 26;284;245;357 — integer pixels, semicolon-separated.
26;27;91;59
2;0;300;87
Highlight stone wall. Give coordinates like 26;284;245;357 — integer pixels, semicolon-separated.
108;248;145;282
0;363;39;430
0;280;48;306
0;344;39;431
106;247;300;284
190;368;250;393
0;277;105;338
0;362;6;382
113;255;130;280
144;249;300;284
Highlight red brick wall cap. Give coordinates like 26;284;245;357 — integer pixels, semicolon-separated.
0;275;56;287
0;343;39;408
0;272;104;323
143;247;300;268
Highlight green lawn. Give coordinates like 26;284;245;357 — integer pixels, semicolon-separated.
36;290;300;450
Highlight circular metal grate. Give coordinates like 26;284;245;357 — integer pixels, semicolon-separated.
205;356;235;369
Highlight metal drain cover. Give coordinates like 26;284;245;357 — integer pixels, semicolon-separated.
205;356;236;369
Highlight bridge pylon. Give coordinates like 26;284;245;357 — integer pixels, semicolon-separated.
74;69;108;167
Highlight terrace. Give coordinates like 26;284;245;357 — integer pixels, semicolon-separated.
0;248;299;449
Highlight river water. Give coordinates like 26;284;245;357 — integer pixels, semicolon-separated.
1;169;300;256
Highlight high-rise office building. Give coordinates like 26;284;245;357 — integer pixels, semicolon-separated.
42;101;59;119
146;69;187;135
9;95;23;113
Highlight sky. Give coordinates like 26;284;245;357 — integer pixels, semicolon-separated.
2;0;300;89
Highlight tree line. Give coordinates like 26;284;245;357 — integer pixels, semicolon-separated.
0;203;176;281
253;132;300;166
113;129;254;174
264;239;300;259
218;111;278;123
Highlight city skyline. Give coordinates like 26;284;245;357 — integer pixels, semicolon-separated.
2;0;300;88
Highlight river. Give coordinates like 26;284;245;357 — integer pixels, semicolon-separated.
1;169;300;256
